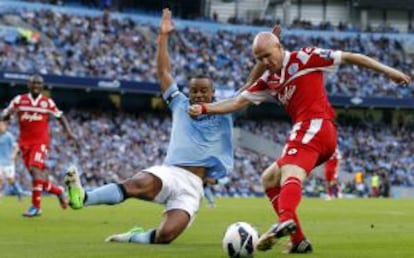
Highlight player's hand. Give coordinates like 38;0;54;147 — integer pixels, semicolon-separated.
67;132;80;148
188;104;203;117
272;24;282;39
160;8;174;35
387;69;411;86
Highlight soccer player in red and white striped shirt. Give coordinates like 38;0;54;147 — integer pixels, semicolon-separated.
1;74;77;217
189;31;411;253
324;148;342;200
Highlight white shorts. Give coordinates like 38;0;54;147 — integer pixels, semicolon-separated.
0;165;15;179
143;165;204;219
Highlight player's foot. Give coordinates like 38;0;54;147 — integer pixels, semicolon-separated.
207;202;216;208
105;227;145;242
17;192;23;201
325;195;333;201
288;238;313;253
22;206;42;217
64;165;85;210
58;188;68;209
256;219;296;251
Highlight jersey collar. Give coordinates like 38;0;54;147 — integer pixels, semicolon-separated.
28;93;42;106
279;50;291;84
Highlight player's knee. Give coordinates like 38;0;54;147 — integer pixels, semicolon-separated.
261;164;281;188
122;173;161;200
280;165;307;184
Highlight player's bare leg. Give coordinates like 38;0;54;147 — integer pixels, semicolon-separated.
105;173;190;244
106;209;190;244
7;177;23;201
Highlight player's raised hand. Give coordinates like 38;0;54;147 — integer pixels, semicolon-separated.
160;8;174;35
188;104;203;117
67;132;80;148
386;69;411;86
272;24;282;39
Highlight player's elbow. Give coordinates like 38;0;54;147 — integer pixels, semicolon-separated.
233;96;250;111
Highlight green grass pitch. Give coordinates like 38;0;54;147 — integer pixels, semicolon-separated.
0;196;413;258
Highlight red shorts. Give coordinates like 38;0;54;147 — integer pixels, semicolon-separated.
324;158;338;182
277;119;337;174
20;144;49;170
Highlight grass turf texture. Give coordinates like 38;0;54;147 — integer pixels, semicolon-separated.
0;197;413;258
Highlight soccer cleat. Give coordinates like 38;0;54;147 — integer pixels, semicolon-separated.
22;206;42;217
64;165;85;210
256;219;297;251
57;189;68;209
105;227;144;243
289;238;313;253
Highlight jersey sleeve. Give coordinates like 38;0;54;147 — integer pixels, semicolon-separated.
2;95;21;116
241;73;272;105
162;82;187;111
47;98;63;118
296;47;342;73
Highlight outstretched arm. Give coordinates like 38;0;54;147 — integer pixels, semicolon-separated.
188;94;251;116
0;110;11;121
57;115;77;142
341;52;411;85
157;8;175;94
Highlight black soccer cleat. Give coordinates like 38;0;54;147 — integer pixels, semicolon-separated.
256;219;297;251
289;238;313;254
274;219;297;238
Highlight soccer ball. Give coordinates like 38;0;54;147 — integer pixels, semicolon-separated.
222;222;259;258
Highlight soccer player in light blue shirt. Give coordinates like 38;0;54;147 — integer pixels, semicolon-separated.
0;119;22;199
64;8;234;244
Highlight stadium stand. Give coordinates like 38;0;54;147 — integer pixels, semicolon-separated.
1;1;413;198
0;7;413;98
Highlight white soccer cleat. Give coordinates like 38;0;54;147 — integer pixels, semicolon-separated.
105;232;134;243
105;227;144;243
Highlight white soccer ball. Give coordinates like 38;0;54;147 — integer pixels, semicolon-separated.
222;222;259;258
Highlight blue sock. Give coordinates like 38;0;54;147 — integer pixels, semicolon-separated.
10;182;22;198
130;229;156;244
84;183;125;206
204;186;215;206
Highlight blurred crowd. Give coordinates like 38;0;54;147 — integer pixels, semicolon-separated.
0;9;413;98
5;110;414;198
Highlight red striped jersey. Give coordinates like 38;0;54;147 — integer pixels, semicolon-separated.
5;94;62;146
242;47;342;123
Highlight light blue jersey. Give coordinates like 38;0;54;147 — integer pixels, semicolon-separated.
0;131;16;166
163;83;233;179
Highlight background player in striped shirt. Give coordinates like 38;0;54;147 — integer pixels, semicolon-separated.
189;31;411;253
1;74;77;217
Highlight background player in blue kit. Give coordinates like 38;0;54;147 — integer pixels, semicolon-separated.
0;119;23;200
64;8;234;244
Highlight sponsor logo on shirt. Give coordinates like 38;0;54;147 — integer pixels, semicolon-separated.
287;63;299;75
277;85;296;105
21;112;43;122
40;101;48;108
